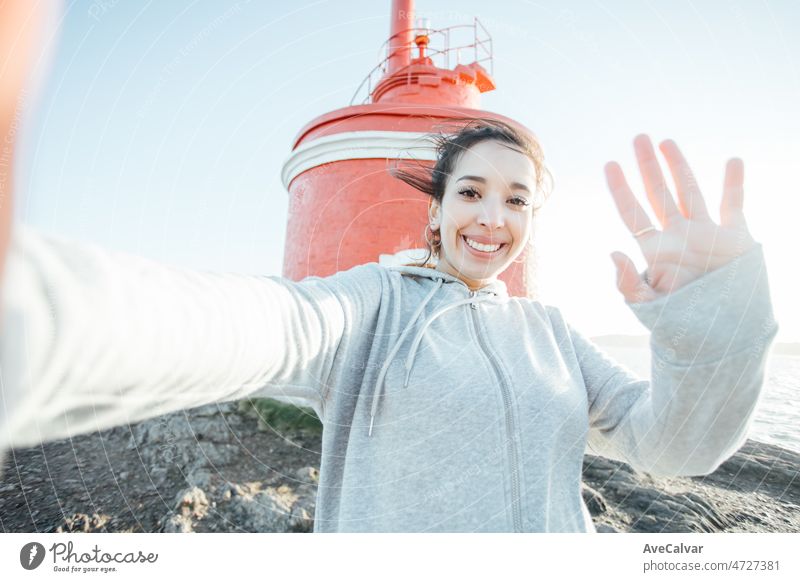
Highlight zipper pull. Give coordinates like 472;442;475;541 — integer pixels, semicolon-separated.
469;290;478;310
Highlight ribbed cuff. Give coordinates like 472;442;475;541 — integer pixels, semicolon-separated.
625;243;779;365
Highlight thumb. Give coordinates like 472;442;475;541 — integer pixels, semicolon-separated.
610;251;648;302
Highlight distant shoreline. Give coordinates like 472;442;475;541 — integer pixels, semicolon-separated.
591;334;800;356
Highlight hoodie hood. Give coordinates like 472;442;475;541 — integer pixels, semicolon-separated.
388;264;510;298
367;264;509;436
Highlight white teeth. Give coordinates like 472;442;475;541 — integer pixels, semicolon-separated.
464;237;501;253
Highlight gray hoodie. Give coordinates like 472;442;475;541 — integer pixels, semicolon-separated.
0;225;779;532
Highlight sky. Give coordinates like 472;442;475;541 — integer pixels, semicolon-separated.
14;0;800;342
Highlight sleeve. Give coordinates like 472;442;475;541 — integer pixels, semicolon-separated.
0;224;384;450
565;242;779;478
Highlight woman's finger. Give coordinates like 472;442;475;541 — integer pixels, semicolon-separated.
634;134;682;228
610;251;651;303
658;139;711;221
721;157;745;227
604;161;658;242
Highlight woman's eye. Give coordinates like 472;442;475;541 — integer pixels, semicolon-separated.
458;188;529;207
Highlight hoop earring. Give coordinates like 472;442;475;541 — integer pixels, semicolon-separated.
512;236;534;264
424;223;441;254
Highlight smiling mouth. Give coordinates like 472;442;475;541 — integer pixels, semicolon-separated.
462;235;507;255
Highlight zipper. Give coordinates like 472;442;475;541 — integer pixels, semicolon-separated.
468;291;523;532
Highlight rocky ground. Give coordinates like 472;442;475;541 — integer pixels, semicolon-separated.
1;400;798;533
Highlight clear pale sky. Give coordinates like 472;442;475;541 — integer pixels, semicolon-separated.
15;0;800;341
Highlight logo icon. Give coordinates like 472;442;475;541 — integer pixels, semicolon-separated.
20;542;46;570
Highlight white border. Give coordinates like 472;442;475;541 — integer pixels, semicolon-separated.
281;130;439;188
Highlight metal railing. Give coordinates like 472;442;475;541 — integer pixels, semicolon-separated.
349;17;493;106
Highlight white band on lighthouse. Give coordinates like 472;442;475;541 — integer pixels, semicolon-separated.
281;130;440;189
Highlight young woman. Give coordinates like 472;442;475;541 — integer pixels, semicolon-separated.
0;116;778;532
0;2;779;534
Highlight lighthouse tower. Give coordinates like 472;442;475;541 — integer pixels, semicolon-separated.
281;0;533;296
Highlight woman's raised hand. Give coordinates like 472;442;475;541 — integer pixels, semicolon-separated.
604;134;756;304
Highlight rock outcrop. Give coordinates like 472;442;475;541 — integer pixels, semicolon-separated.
1;401;798;532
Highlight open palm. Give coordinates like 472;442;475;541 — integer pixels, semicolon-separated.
605;135;756;304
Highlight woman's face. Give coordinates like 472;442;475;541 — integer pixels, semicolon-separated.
430;140;537;291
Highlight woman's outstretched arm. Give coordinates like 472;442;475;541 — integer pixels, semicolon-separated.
0;225;383;450
0;2;387;453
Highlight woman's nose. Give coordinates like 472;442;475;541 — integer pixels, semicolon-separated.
477;200;505;229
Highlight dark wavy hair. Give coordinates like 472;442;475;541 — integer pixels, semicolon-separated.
388;116;552;268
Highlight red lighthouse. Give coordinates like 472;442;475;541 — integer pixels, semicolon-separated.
281;0;533;296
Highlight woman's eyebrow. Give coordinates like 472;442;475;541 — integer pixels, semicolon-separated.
457;175;530;193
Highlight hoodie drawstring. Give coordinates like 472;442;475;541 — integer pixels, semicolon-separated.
368;283;496;437
402;295;494;387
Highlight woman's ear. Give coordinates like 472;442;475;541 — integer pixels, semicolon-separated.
428;201;440;231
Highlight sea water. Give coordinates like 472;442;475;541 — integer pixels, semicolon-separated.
601;347;800;456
